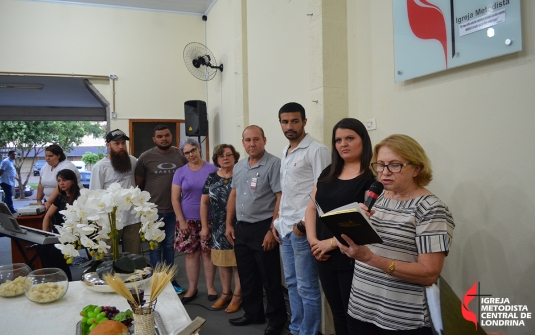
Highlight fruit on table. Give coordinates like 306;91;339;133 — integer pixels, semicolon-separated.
80;305;133;335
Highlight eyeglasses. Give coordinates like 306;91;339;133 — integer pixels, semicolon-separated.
371;162;412;173
218;153;234;159
183;147;198;156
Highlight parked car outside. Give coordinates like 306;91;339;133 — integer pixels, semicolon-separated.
33;160;47;176
79;170;91;189
14;184;34;198
71;160;86;171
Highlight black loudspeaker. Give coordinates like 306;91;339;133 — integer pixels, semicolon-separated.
184;100;208;136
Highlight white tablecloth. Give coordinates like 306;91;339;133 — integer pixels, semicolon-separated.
1;281;192;335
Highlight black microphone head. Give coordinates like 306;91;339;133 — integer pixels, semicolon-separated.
369;181;384;195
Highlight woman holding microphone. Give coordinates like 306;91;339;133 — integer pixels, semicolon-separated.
338;134;455;334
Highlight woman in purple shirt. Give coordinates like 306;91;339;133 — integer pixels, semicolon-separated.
172;138;218;304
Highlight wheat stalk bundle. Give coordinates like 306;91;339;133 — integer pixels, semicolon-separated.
149;263;177;303
103;273;137;305
102;264;177;308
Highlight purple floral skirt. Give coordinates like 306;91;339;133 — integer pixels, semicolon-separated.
174;220;211;254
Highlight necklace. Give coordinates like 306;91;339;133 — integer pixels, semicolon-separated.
218;171;232;184
386;187;420;209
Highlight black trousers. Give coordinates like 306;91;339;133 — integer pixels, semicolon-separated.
234;218;287;327
317;261;353;335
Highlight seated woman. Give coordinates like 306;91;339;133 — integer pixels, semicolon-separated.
337;134;455;334
41;169;81;281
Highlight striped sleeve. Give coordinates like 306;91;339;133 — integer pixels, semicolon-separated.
414;196;455;255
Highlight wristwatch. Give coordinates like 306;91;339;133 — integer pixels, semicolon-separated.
386;259;396;275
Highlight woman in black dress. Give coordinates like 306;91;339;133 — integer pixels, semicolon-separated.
200;144;242;313
41;169;81;281
304;118;374;335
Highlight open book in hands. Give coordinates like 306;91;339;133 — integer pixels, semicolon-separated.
310;196;383;246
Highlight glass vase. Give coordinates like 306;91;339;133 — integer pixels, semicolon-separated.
130;299;157;335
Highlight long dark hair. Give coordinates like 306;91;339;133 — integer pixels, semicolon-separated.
320;118;373;183
56;169;80;205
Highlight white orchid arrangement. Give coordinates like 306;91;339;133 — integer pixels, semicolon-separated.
54;183;165;264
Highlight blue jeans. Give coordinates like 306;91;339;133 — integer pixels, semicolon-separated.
280;232;321;335
1;183;15;213
149;212;176;267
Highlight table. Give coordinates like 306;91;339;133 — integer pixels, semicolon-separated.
11;213;46;269
1;281;193;335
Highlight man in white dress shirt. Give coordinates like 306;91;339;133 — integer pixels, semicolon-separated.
273;102;331;335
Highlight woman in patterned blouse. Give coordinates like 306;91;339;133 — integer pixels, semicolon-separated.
200;144;242;313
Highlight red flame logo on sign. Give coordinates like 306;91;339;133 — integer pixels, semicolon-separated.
462;281;479;330
406;0;448;67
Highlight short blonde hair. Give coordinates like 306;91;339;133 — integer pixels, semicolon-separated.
372;134;433;187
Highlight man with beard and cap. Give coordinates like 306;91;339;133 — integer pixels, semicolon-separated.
274;102;330;335
135;125;187;294
90;129;141;255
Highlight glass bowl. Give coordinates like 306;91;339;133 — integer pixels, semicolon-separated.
0;263;32;297
24;268;69;303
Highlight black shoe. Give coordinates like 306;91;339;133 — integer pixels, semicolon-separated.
264;325;284;335
207;292;218;301
180;289;198;304
228;316;266;326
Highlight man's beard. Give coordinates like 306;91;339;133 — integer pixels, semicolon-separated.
110;149;132;173
156;143;172;151
284;129;303;140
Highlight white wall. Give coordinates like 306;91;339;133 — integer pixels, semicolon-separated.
0;0;205;135
348;1;535;333
207;0;312;156
246;0;312;155
204;0;237;152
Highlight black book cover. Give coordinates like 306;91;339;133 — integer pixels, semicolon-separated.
319;210;383;246
310;197;383;246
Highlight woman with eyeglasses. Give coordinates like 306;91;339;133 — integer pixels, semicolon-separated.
172;138;218;304
337;134;455;334
200;144;243;313
304;118;375;335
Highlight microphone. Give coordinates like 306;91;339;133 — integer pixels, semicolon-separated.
364;182;384;211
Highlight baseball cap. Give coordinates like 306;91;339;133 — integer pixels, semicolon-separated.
106;129;130;142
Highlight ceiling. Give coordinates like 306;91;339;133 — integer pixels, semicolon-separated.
31;0;217;15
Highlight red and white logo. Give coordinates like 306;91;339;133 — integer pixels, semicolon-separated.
407;0;449;67
462;281;479;329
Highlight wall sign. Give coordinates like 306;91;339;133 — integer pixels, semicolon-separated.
393;0;522;82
